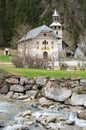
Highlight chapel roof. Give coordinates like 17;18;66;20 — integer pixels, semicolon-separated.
19;24;60;42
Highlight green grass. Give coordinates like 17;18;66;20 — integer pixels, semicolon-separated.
0;49;17;62
0;55;12;62
0;65;86;78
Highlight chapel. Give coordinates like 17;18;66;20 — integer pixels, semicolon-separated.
18;9;62;61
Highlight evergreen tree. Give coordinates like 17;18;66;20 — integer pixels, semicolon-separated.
72;27;79;48
0;0;86;48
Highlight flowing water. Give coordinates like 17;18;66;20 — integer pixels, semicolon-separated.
69;112;86;128
0;99;32;130
0;99;86;130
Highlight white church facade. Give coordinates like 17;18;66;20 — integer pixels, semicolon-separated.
18;10;62;61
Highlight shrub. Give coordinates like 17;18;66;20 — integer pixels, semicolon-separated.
12;53;49;69
80;66;85;71
12;53;35;68
12;54;24;68
25;54;45;68
77;87;83;94
60;63;68;70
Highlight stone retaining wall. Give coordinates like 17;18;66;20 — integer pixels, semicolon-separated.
0;74;86;106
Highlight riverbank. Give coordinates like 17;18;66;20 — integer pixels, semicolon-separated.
0;74;86;130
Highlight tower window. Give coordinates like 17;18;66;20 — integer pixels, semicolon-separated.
54;26;57;29
58;26;61;29
44;33;47;36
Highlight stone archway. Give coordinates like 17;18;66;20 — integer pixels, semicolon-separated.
43;51;48;59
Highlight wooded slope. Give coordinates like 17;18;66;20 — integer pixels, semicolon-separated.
0;0;86;48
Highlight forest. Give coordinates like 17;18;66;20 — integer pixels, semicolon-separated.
0;0;86;48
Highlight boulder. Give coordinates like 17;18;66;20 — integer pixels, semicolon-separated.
25;78;35;84
20;110;31;117
32;85;39;90
77;111;86;120
23;121;33;126
10;85;24;93
70;81;79;88
0;121;5;128
6;78;19;84
39;119;47;126
71;93;86;106
17;95;28;100
26;90;37;99
46;116;57;124
48;122;58;130
80;79;86;86
24;85;33;91
0;76;4;84
36;76;47;86
44;81;72;102
0;84;9;94
6;91;14;98
19;77;26;86
66;120;75;125
12;92;19;99
39;97;53;107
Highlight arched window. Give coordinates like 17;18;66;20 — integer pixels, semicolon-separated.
44;33;47;36
54;26;57;29
42;40;48;49
58;26;61;29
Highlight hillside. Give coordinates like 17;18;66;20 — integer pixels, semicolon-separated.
0;0;86;48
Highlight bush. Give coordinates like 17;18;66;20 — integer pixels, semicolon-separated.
12;53;49;69
60;63;68;70
12;54;24;68
80;66;85;71
25;54;45;68
77;87;83;94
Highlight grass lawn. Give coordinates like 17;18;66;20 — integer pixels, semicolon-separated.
0;49;17;62
0;65;86;78
0;55;12;62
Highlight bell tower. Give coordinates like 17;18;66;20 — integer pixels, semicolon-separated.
50;9;62;53
50;9;62;38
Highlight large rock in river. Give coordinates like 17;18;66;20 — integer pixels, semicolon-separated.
77;111;86;120
44;81;72;102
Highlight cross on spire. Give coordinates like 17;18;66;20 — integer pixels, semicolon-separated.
53;9;59;17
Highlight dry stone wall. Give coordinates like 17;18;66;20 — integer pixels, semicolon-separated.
0;74;86;107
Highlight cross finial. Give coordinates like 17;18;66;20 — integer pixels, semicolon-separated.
53;9;59;17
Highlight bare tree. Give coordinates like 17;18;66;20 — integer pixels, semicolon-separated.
11;24;31;49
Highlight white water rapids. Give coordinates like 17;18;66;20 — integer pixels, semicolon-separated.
0;102;86;130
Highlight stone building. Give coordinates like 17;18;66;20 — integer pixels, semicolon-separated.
18;9;62;61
